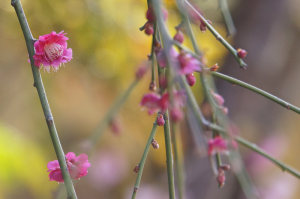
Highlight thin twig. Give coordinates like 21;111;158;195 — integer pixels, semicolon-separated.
11;0;77;198
163;112;176;199
171;123;185;199
181;76;300;179
212;71;300;114
184;0;247;69
218;0;236;36
131;121;158;199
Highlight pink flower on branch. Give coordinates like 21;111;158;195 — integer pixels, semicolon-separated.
208;136;228;156
33;31;72;72
47;152;90;182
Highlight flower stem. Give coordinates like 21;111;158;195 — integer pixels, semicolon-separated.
131;121;158;199
218;0;236;36
11;0;77;198
211;71;300;114
184;0;247;69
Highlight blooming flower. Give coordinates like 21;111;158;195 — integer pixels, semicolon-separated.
208;136;228;156
178;52;201;74
33;31;72;72
47;152;90;182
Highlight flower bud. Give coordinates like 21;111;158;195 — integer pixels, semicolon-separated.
217;168;225;188
173;30;184;44
210;64;219;71
133;164;140;173
156;114;165;126
135;65;148;80
237;48;247;58
151;139;160;149
186;73;196;86
144;23;154;35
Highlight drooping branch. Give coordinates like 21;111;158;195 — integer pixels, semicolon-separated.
11;0;77;198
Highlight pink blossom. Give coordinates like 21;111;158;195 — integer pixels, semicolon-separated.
140;93;162;115
208;136;228;156
33;31;72;72
47;152;90;182
178;52;201;74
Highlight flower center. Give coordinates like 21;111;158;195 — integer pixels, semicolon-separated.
44;43;63;62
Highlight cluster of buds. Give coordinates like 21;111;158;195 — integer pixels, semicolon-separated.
143;7;168;35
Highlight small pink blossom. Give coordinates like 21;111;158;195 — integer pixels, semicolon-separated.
33;31;72;72
47;152;90;182
178;52;201;74
208;136;228;156
140;93;162;115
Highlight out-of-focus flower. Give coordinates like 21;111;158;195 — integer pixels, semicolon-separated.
89;151;128;190
135;64;148;80
47;152;90;182
212;92;225;106
178;52;201;74
208;136;228;156
33;31;72;72
140;93;162;115
151;139;159;149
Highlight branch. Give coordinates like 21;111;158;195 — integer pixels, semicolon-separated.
184;0;247;69
218;0;236;36
11;0;77;198
131;121;158;199
212;72;300;114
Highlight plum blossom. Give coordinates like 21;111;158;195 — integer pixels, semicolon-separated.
140;90;186;118
47;152;90;182
178;52;202;74
140;93;162;115
208;136;228;156
33;31;72;72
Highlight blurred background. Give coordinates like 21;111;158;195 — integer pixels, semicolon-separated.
0;0;300;198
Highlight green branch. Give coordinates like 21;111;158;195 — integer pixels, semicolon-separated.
218;0;236;36
184;0;247;68
11;0;77;198
212;72;300;114
131;121;158;199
